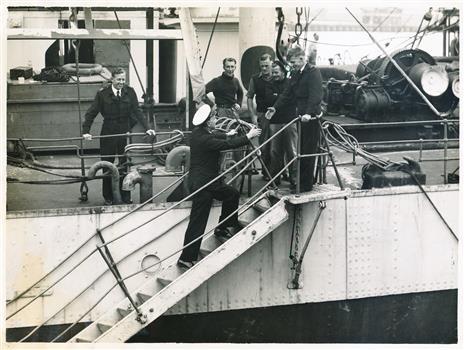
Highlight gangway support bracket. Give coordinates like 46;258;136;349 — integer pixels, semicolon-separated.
288;201;326;289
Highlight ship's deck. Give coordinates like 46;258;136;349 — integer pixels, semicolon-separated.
6;147;459;212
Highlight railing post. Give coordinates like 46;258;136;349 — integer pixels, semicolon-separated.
296;118;301;194
317;118;344;190
443;119;448;184
418;138;423;162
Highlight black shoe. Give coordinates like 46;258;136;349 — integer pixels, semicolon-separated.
214;227;235;239
177;259;195;269
104;199;113;206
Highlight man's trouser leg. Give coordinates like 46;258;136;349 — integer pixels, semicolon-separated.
300;119;319;192
282;123;298;184
257;112;271;175
115;135;131;203
100;137;116;202
269;123;284;183
210;182;240;229
179;189;213;262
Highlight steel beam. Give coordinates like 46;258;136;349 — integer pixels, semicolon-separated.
7;28;182;40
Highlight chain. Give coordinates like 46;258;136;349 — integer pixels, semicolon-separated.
293;205;302;263
295;7;303;44
302;7;310;50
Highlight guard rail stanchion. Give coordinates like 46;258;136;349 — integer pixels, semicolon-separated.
317;115;344;190
443;119;448;184
73;39;88;202
296;119;302;194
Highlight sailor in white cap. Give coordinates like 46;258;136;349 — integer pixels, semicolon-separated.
178;104;261;269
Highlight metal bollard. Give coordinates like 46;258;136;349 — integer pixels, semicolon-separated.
138;165;156;203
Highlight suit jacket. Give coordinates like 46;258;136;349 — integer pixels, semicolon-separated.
189;127;249;190
83;85;149;135
273;64;323;116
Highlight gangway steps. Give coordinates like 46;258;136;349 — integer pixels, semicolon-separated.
68;194;288;343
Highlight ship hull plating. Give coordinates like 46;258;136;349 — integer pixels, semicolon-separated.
7;289;457;343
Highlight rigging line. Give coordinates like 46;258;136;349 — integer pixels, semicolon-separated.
113;10;146;96
287;33;420;47
372;7;398;32
404;170;458;241
307;8;324;28
202;7;220;69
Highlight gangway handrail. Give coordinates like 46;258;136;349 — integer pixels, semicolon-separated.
51;157;300;342
18;154;260;342
7;117;300;319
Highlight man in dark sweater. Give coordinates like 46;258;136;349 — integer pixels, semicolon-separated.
82;67;156;205
266;47;323;192
178;104;261;268
246;53;273;178
204;58;243;119
266;61;297;186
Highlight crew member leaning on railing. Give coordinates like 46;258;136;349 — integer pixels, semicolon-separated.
81;67;156;205
177;104;261;269
266;47;323;192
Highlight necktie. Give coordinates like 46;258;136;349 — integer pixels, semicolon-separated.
116;90;120;99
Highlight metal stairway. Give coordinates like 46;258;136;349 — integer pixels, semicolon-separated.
68;193;288;343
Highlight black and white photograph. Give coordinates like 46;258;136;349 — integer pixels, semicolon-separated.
1;0;461;348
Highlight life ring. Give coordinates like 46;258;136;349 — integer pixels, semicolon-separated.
62;63;103;76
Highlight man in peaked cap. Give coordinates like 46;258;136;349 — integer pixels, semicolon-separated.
177;104;261;269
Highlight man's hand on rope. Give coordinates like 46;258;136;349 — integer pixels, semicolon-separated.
82;133;92;140
145;129;156;136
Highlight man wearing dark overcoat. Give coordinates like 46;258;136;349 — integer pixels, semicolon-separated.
82;67;156;205
266;47;323;192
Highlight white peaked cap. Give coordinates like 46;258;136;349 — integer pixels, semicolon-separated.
192;104;212;126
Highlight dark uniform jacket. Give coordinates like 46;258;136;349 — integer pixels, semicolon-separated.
189;127;249;190
247;73;274;112
268;77;296;124
83;85;149;135
273;64;323;116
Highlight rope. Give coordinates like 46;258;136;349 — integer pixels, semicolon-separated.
202;7;220;69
